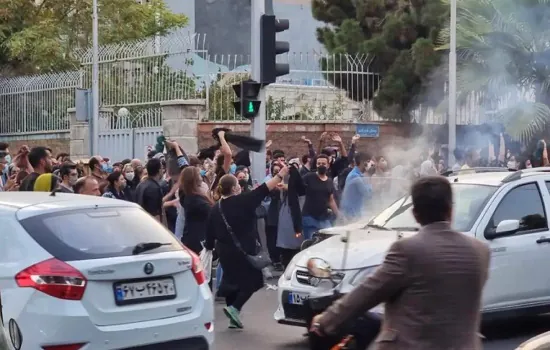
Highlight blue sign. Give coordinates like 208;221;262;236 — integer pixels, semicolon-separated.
355;124;380;138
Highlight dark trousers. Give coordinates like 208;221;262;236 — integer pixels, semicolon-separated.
280;248;299;269
225;288;255;311
266;225;281;264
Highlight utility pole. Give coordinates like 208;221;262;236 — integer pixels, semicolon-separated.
250;0;266;184
91;0;100;156
448;0;457;166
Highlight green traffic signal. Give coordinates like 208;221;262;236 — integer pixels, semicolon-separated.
247;101;255;113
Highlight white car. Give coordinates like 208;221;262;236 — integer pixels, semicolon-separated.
0;192;214;350
275;167;550;329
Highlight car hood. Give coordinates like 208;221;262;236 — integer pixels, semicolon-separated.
295;229;417;269
317;221;370;235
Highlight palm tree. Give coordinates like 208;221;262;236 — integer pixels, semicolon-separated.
437;0;550;143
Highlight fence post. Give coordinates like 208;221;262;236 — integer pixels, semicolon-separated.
68;108;91;160
160;99;207;155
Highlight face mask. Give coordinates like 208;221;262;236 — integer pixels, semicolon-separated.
120;181;127;189
526;164;533;169
5;155;11;164
200;169;206;177
507;161;516;169
230;164;237;174
317;165;328;175
101;163;110;172
244;174;250;181
238;179;248;188
125;172;135;181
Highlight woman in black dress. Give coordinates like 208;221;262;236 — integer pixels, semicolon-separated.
205;165;289;329
180;166;213;254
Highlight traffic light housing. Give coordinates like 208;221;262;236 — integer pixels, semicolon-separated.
232;80;262;119
260;14;290;85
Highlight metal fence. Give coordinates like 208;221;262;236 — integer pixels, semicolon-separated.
0;32;386;135
0;32;501;136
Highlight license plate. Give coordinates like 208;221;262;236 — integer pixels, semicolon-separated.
288;292;309;305
114;277;177;305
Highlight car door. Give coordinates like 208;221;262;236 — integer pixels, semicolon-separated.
476;180;550;311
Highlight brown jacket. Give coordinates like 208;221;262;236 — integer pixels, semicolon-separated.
318;222;491;350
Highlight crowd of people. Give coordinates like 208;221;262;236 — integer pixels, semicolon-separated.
0;130;548;332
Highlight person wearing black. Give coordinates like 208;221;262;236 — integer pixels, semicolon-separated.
102;171;127;200
135;158;164;222
298;154;340;240
265;162;284;270
19;146;52;191
205;165;289;329
180;166;213;254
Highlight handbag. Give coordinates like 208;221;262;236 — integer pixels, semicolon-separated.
217;201;272;270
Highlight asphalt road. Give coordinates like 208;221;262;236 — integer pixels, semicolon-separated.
213;286;550;350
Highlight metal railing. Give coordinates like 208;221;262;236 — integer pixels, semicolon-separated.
0;32;509;136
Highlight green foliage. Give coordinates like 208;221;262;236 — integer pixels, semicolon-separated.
312;0;448;121
437;0;550;142
0;0;188;74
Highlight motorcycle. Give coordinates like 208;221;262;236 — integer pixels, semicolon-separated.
305;290;381;350
302;231;382;350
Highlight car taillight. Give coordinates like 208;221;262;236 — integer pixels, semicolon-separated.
15;258;87;301
42;344;86;350
181;245;206;285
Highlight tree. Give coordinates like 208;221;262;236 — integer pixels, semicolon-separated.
437;0;550;142
311;0;448;121
0;0;188;74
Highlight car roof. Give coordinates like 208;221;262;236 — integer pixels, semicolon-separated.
0;192;139;219
447;172;512;186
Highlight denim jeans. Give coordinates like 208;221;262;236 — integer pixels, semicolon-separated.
216;264;223;290
302;215;332;240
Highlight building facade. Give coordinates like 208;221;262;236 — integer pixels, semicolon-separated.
167;0;324;57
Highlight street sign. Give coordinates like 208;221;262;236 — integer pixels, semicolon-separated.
355;124;380;138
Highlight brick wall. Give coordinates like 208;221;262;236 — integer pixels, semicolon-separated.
2;122;423;161
198;122;414;159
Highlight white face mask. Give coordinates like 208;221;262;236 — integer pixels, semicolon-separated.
125;172;135;181
244;174;250;181
507;161;517;169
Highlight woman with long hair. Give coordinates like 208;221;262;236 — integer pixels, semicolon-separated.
180;166;213;254
204;165;289;329
102;171;127;200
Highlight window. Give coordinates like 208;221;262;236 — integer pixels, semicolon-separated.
367;184;497;232
19;207;183;261
486;183;547;235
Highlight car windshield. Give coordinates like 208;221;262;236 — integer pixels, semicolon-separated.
366;184;498;232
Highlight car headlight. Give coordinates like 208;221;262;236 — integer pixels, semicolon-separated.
349;265;379;286
283;258;298;280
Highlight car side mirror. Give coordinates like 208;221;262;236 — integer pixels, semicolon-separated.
486;219;520;239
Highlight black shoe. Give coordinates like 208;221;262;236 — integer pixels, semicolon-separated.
273;262;284;272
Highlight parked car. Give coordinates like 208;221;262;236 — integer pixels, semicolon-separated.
0;192;214;350
275;167;550;347
516;331;550;349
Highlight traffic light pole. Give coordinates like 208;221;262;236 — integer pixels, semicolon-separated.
250;0;267;184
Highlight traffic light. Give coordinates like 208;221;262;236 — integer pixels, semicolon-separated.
260;14;290;85
232;79;262;119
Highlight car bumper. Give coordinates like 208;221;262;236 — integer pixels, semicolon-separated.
274;275;384;329
13;285;214;349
